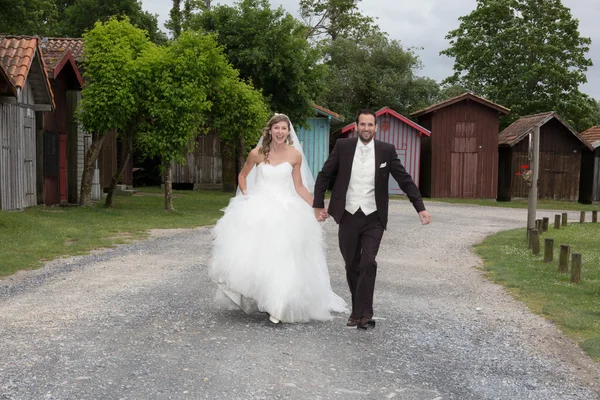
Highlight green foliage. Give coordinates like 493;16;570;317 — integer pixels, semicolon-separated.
475;223;600;360
0;0;59;36
300;0;379;40
441;0;595;131
61;0;166;43
187;0;326;124
135;31;233;165
321;34;439;120
78;17;151;137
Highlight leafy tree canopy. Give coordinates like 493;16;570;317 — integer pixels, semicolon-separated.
441;0;595;131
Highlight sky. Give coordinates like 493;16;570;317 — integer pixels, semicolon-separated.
140;0;600;100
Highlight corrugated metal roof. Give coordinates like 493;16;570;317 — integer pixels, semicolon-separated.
411;92;510;117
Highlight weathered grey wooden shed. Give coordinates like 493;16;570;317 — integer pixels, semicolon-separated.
0;36;54;210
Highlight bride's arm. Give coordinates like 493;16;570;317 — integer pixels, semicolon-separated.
238;148;260;195
291;152;313;206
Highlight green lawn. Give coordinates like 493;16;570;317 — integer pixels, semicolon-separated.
0;188;232;276
475;223;600;361
428;197;600;211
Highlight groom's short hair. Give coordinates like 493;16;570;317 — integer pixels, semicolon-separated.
355;109;377;125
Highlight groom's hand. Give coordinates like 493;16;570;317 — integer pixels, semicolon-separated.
418;210;431;225
314;208;328;222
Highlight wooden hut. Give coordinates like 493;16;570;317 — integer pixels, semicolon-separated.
497;112;592;201
578;126;600;203
341;106;429;195
411;92;510;198
40;46;84;205
296;104;344;180
0;36;54;210
45;38;131;193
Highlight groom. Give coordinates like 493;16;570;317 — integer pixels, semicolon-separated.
313;109;431;330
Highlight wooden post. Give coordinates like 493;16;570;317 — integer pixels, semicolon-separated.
571;253;582;283
526;125;540;237
531;229;540;255
561;213;568;227
554;214;561;229
558;245;570;273
580;211;585;224
542;217;549;232
593;211;597;223
544;238;554;263
535;219;542;232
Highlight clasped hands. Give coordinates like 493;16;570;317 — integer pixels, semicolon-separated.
314;208;329;222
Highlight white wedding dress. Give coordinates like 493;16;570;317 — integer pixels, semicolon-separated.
209;161;348;323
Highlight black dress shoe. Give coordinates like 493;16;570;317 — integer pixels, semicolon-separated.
346;316;358;327
356;317;375;330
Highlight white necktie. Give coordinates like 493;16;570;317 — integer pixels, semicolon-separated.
360;146;370;162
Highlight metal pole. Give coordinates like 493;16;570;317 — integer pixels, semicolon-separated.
527;125;540;232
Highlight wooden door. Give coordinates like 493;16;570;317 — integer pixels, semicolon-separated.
451;122;478;198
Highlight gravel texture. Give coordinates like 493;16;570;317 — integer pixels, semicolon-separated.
0;202;599;399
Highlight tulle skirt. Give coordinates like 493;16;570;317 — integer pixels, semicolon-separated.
209;191;348;323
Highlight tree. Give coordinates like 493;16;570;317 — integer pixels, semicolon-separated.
135;31;266;209
321;34;439;121
299;0;378;40
77;17;151;206
441;0;594;131
0;0;59;36
186;0;326;124
63;0;167;44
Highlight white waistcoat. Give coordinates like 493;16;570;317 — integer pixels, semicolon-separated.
345;141;376;215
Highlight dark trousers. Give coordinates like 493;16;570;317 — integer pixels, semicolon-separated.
338;209;384;319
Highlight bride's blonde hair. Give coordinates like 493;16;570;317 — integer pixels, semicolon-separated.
259;114;293;163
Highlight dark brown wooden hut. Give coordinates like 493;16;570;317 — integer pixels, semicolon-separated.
411;92;510;198
497;112;593;201
41;48;84;205
579;126;600;203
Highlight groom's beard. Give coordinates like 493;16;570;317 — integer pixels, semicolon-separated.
358;134;374;144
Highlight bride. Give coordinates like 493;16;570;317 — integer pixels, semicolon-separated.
209;114;347;324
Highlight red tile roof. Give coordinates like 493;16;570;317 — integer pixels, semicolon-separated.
499;111;592;150
0;35;54;107
41;47;84;87
312;103;344;121
580;126;600;148
410;92;510;118
44;38;84;62
341;106;431;137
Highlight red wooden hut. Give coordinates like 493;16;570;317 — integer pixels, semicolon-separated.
341;106;430;195
411;92;510;198
41;47;84;205
497;112;592;201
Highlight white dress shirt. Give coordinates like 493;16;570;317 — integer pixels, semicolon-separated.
345;139;377;215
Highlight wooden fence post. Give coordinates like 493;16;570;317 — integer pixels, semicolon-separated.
554;214;561;229
535;219;542;233
562;213;568;226
544;238;554;263
580;211;585;224
558;245;570;273
531;229;540;255
571;253;582;283
593;211;598;223
542;217;549;232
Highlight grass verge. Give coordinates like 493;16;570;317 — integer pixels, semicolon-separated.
475;223;600;361
0;187;232;277
431;197;599;211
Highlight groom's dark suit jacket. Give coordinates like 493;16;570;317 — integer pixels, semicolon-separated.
313;138;425;230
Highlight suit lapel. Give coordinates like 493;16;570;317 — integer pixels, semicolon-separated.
346;138;358;183
374;140;382;192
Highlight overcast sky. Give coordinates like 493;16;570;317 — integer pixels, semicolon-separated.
140;0;600;100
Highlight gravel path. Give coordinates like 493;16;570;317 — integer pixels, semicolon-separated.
1;202;599;399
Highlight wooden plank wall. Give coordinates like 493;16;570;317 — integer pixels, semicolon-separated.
172;132;222;185
296;117;329;180
593;149;600;202
0;81;37;210
430;101;500;198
